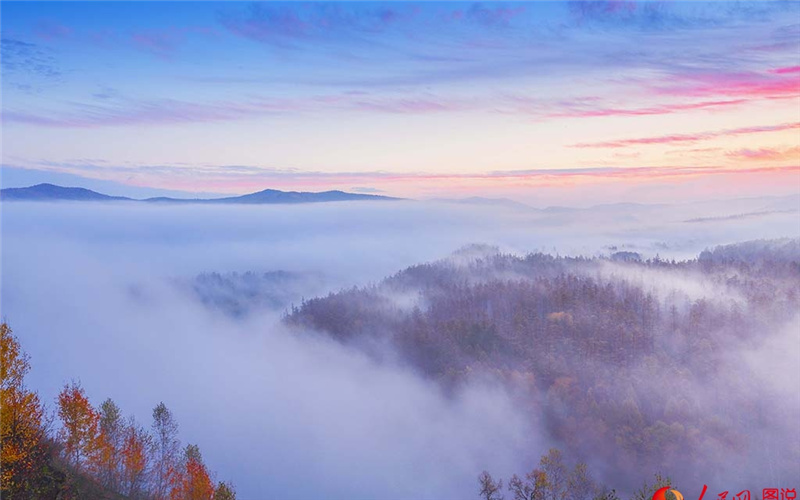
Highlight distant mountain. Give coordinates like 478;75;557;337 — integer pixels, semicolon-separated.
1;183;400;204
147;188;398;204
0;183;131;201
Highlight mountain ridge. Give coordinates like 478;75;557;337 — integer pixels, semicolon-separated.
0;183;400;204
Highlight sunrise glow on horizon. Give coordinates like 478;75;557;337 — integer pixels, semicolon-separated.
2;1;799;205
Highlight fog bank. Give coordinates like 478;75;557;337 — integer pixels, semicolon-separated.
1;198;798;497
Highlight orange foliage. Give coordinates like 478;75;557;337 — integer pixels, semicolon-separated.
90;428;118;488
57;381;99;471
120;421;150;496
170;445;215;500
89;398;123;489
1;323;47;494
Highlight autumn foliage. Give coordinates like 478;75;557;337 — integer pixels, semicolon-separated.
1;323;51;498
57;381;99;472
0;322;235;500
170;444;215;500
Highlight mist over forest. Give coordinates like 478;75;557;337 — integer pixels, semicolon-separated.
3;0;799;497
1;197;798;499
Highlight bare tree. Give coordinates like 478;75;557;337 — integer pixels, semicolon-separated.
508;469;547;500
479;471;504;500
151;402;180;500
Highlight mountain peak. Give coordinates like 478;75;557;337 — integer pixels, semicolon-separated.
0;183;131;201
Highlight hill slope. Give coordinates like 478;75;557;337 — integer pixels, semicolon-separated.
286;239;800;489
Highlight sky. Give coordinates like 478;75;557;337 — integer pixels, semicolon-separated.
1;1;799;203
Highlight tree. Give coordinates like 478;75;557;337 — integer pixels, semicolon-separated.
500;450;596;500
152;402;181;500
540;448;568;500
120;417;152;499
213;481;237;500
631;474;672;500
479;471;504;500
594;489;620;500
56;380;99;471
90;398;124;490
508;469;547;500
171;444;215;500
1;322;50;498
1;323;236;498
566;463;597;500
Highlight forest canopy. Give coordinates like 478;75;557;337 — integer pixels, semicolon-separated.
286;239;800;490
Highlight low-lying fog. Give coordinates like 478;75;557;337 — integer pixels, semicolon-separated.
1;197;798;498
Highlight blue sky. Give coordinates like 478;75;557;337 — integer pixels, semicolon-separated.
1;1;799;202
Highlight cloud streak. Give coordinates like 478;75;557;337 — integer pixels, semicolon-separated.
571;122;800;149
0;37;61;81
546;98;749;119
217;3;426;48
655;69;800;101
1;92;472;128
726;145;800;162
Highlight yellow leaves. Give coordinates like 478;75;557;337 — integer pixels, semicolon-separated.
1;323;30;391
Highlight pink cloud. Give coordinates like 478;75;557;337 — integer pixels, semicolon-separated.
548;98;748;119
655;69;800;101
726;146;800;162
571;122;800;149
37;160;800;193
545;66;799;121
771;66;800;75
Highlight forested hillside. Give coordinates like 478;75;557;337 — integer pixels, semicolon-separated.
286;239;800;490
184;270;324;318
0;323;236;500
